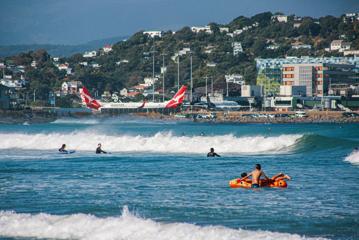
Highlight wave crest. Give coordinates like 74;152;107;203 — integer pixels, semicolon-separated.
0;132;301;154
0;207;326;240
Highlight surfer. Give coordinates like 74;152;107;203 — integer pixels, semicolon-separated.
241;164;270;188
96;143;107;154
207;148;221;157
58;144;68;153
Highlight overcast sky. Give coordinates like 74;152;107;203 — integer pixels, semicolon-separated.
1;0;358;45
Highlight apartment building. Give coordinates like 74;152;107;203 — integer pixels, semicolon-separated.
282;63;356;97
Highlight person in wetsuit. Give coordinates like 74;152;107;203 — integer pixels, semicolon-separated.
58;144;68;153
242;164;270;188
96;143;107;154
207;148;220;157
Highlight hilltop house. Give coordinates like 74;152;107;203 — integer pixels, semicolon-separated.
103;44;113;53
143;31;162;38
83;51;97;58
271;15;288;23
191;26;212;34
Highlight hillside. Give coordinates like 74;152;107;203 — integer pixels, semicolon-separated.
0;36;128;57
1;12;358;105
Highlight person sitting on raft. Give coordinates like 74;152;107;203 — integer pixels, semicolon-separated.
207;148;221;157
58;144;68;153
96;143;107;154
240;172;291;182
241;164;270;188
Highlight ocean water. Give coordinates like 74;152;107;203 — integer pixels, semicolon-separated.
0;118;358;240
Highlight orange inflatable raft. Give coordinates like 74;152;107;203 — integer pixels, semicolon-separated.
229;178;288;188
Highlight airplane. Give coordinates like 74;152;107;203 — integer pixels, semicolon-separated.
80;85;187;111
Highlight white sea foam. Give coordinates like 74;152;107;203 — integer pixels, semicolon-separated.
344;150;359;165
0;132;301;154
52;118;100;124
0;207;326;240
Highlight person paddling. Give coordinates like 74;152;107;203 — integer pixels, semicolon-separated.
58;144;68;153
96;143;107;154
207;148;221;157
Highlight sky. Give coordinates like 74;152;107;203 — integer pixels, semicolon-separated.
0;0;358;45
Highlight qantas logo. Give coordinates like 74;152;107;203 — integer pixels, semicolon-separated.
80;85;187;110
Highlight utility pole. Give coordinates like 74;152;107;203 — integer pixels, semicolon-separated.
226;80;229;97
190;52;193;103
177;54;180;91
150;47;156;102
211;77;214;95
161;53;167;102
205;76;208;96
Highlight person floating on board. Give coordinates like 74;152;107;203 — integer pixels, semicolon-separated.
207;148;220;157
58;144;68;153
240;172;291;182
96;143;107;154
241;164;270;188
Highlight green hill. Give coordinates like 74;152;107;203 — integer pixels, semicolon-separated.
1;12;358;105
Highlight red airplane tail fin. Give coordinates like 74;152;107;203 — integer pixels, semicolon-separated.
80;87;101;110
165;85;187;108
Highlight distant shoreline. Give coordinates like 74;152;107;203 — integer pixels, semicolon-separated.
1;108;359;124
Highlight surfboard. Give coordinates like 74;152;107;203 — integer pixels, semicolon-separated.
59;150;76;154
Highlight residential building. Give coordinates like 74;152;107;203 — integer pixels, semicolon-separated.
233;29;243;35
282;63;357;97
225;74;245;85
191;26;212;34
343;13;359;23
232;42;243;56
143;31;162;38
83;51;97;58
271;15;288;23
79;62;88;66
330;40;351;52
103;44;113;53
241;85;263;97
219;27;229;33
58;63;69;71
62;81;82;95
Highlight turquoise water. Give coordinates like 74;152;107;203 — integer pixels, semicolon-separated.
0;118;358;240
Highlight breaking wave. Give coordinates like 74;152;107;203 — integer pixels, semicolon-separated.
0;207;326;240
0;132;301;154
345;150;359;165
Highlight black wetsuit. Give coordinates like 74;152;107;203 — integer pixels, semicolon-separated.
59;148;68;153
207;152;220;157
96;147;107;154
